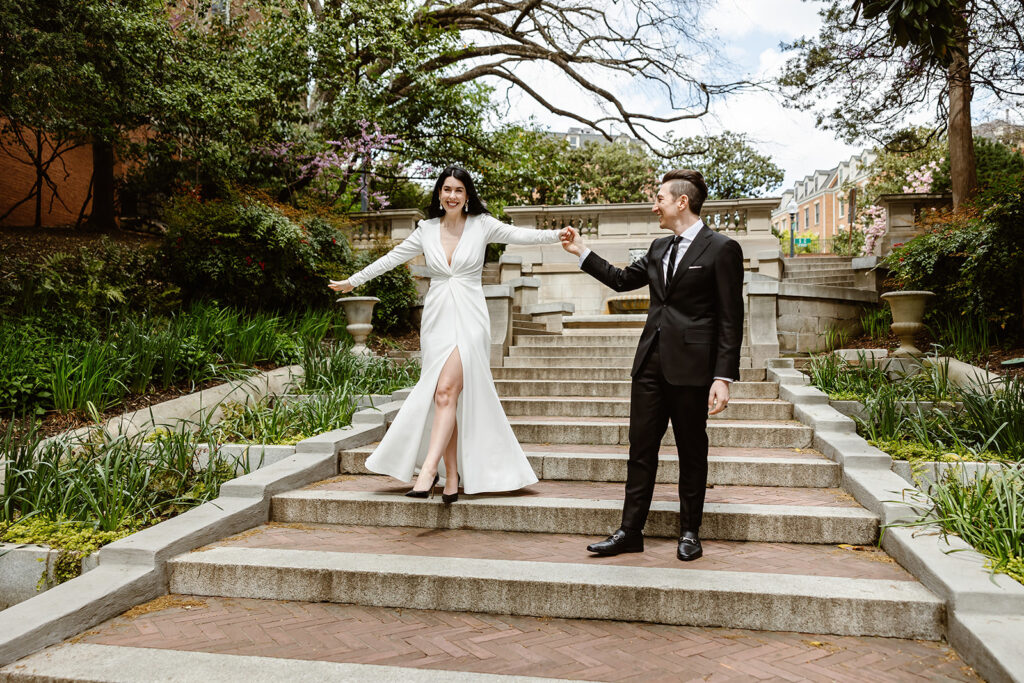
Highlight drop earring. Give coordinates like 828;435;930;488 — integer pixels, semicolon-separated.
463;203;468;213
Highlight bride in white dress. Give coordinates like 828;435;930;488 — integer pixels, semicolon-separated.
329;166;569;500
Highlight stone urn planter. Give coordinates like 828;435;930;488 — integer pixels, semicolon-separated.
336;296;380;356
880;290;934;357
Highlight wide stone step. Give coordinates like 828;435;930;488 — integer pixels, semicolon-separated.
494;379;779;399
509;345;636;357
502;355;635;368
168;528;941;639
514;334;642;347
511;329;561;338
340;444;841;487
491;366;767;382
785;275;855;285
275;476;863;542
499;396;793;420
509;417;813;448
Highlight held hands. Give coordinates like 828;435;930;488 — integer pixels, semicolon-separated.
559;227;584;256
708;379;730;416
328;279;354;293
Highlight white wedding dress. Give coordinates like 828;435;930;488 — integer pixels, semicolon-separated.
347;214;561;493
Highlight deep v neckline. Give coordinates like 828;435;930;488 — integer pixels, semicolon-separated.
439;216;468;267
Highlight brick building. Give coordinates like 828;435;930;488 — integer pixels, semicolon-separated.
771;149;876;250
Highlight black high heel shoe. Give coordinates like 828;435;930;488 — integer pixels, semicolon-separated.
405;473;439;499
442;474;460;504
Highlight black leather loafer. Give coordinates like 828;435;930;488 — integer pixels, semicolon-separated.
586;528;644;555
677;531;702;561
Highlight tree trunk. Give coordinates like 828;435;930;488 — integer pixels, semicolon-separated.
87;139;117;230
947;14;978;209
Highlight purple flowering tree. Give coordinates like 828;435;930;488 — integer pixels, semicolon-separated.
261;121;404;210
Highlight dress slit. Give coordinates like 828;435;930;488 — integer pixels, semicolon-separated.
425;343;465;484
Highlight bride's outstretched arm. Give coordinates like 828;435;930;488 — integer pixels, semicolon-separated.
484;215;566;245
347;227;425;288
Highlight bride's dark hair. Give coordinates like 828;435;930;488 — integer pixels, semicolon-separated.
427;165;490;218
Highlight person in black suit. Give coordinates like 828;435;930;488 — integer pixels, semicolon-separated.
560;169;744;561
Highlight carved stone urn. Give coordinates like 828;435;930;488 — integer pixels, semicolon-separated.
336;296;380;356
880;290;934;357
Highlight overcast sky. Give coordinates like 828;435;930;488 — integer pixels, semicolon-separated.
492;0;869;193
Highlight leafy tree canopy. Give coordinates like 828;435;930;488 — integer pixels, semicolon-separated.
664;131;784;199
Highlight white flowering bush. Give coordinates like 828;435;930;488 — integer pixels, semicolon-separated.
858;205;887;256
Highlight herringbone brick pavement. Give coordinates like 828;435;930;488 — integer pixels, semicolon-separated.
78;596;979;682
308;475;860;507
207;523;911;580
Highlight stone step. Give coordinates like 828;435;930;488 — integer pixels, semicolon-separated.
499;396;793;420
490;366;767;382
783;263;855;274
512;313;532;322
502;355;635;368
508;417;813;448
511;329;561;339
167;528;942;639
510;321;549;332
340;444;842;488
783;256;853;267
509;345;636;357
271;477;874;543
563;314;647;330
514;333;642;347
785;275;856;285
508;344;752;358
494;379;779;399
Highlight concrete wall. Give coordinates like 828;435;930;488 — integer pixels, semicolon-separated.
776;284;877;354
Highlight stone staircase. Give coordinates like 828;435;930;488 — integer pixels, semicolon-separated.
7;331;970;680
782;255;856;287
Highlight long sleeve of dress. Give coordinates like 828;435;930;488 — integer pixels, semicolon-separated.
348;227;424;288
484;215;561;245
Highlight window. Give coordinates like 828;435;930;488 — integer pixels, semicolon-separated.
814;203;820;225
838;200;845;218
804;208;809;229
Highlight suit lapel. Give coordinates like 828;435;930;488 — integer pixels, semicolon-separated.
666;226;713;295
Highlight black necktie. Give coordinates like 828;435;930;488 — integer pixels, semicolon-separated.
666;235;682;284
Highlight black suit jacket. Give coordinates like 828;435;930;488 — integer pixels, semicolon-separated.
581;226;744;386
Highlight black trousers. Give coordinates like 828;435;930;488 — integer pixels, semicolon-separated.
621;333;711;534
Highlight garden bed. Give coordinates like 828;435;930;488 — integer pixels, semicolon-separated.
799;350;1023;587
1;345;419;608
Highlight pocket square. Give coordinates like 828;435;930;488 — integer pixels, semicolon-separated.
688;265;703;270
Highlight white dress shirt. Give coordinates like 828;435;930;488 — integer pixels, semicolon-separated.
576;219;733;383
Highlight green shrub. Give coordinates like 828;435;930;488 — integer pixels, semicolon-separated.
0;239;162;326
831;227;865;257
885;182;1024;339
160;196;351;310
347;240;419;334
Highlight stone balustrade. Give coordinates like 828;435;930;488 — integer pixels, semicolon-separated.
504;197;779;242
874;193;951;257
347;209;424;248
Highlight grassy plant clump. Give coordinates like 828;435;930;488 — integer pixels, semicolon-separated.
893;466;1024;585
215;391;359;446
2;419;247;532
860;306;892;341
299;340;419;396
809;352;1023;463
0;304;350;418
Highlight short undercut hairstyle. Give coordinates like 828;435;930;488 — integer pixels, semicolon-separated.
661;169;708;216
